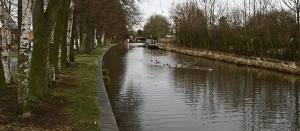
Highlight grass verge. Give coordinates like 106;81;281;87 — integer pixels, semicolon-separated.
53;45;112;130
159;43;300;75
0;44;113;130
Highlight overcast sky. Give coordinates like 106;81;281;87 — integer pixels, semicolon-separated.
136;0;233;30
136;0;186;30
139;0;187;18
136;0;284;31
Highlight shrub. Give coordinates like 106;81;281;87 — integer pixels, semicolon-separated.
102;69;109;76
236;60;242;65
102;76;111;85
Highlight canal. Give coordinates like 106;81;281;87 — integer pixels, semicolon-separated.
103;43;300;131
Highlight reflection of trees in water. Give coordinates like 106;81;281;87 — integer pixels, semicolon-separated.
172;61;219;118
170;53;300;130
232;67;299;130
106;45;300;130
111;81;143;131
103;44;143;131
212;62;300;130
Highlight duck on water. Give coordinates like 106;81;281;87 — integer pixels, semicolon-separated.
151;59;213;71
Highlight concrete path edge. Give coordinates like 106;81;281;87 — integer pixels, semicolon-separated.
97;44;122;131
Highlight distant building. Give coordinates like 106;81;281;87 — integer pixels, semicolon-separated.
166;35;175;38
29;30;33;41
0;6;19;49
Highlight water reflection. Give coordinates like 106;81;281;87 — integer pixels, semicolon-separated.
103;43;300;131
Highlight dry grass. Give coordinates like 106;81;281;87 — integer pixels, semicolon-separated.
159;43;300;75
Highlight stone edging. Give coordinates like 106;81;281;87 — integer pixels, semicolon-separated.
97;44;122;131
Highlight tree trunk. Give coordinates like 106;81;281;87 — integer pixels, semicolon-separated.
51;20;62;79
80;24;88;53
18;0;32;113
0;52;6;88
297;2;300;59
17;0;22;69
94;28;97;48
60;6;68;70
104;32;107;45
69;18;76;62
101;31;105;46
29;0;60;101
66;0;74;65
75;21;80;52
29;0;49;100
0;0;13;85
49;27;56;83
48;0;69;80
1;27;12;85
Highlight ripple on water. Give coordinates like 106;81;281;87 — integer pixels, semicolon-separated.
104;44;300;131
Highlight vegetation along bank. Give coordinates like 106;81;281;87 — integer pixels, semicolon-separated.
159;43;300;75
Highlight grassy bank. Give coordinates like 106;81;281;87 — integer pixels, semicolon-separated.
0;44;113;130
159;43;300;75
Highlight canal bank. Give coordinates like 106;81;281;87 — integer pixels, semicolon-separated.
103;43;300;131
159;43;300;75
97;43;121;131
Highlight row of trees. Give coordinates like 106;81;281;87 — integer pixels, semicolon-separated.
169;0;300;61
0;0;142;114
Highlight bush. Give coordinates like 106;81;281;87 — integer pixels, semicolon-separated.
102;76;111;85
102;69;109;76
236;60;242;65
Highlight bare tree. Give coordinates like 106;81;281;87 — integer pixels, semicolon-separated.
282;0;300;59
197;0;217;49
167;0;298;61
170;1;206;48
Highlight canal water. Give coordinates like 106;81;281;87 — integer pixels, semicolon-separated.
103;43;300;131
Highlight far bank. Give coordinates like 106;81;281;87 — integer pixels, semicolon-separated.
158;43;300;75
